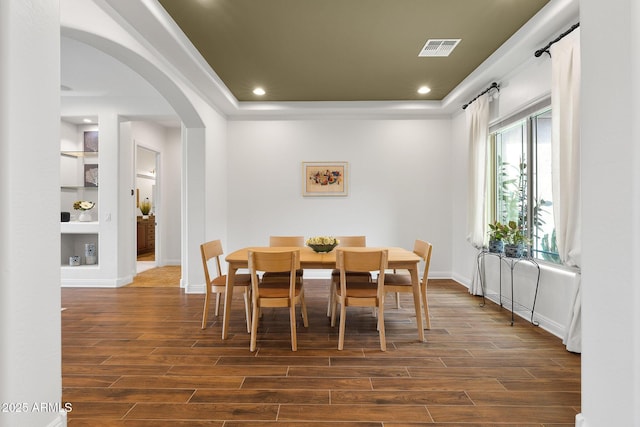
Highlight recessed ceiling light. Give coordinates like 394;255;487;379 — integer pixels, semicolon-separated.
83;118;93;123
253;87;266;96
417;86;431;94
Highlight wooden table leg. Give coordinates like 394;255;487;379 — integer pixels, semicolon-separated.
410;266;425;342
222;265;237;340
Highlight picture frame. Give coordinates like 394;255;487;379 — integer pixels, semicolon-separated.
83;130;99;152
84;164;99;187
302;161;348;196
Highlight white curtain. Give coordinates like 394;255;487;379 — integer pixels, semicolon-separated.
550;28;581;353
466;93;490;295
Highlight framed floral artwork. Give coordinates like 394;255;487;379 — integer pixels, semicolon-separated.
302;161;348;196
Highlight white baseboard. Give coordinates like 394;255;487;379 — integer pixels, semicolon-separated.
45;410;67;427
61;275;133;287
184;282;205;294
480;291;565;340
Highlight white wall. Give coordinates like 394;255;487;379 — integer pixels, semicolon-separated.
204;110;229;253
580;0;640;425
164;127;182;265
0;1;64;426
227;118;452;278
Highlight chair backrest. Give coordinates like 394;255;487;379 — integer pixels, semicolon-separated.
200;239;224;292
248;249;301;297
335;235;366;247
269;235;304;247
336;248;388;289
413;239;433;284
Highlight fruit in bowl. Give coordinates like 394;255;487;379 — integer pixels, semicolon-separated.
306;236;339;253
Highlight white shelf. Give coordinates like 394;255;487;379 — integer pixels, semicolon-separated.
61;265;100;271
60;151;99;158
61;221;100;234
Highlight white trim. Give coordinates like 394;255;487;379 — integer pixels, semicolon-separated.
184;282;205;294
61;274;134;287
44;411;67;427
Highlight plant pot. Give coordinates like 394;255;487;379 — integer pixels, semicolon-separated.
488;239;504;253
140;198;151;216
77;210;92;222
504;243;524;258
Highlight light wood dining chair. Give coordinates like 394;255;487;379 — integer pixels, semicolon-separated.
384;239;433;330
326;236;371;316
331;248;388;351
269;235;305;247
262;235;305;285
200;239;251;332
248;249;309;352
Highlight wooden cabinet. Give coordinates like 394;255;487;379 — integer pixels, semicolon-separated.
137;215;155;255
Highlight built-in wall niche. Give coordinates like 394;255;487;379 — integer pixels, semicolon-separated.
60;117;100;269
60;118;99;221
60;232;99;267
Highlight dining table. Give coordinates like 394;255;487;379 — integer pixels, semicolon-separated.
223;245;425;342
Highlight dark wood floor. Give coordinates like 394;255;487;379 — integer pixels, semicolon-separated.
61;277;580;426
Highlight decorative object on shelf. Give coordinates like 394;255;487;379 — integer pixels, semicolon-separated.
302;161;348;197
140;197;151;216
487;221;508;253
306;236;340;253
61;212;70;222
504;220;529;258
85;243;96;265
74;200;95;222
69;256;81;266
84;164;99;187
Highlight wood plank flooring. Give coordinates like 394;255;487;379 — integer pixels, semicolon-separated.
62;277;580;426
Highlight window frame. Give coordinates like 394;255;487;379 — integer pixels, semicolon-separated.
487;99;560;264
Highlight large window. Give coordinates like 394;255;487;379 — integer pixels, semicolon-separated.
489;105;560;263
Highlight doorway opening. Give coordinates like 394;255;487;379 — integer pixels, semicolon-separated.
136;145;159;273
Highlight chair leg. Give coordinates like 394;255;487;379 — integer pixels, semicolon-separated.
338;302;347;350
250;301;260;352
300;290;309;327
326;279;336;316
377;301;386;352
243;289;251;333
330;293;338;327
214;292;221;316
396;292;401;309
290;304;298;351
201;292;210;329
421;283;431;330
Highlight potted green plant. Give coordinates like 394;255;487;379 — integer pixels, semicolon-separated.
140;198;151;216
504;220;529;258
487;221;507;253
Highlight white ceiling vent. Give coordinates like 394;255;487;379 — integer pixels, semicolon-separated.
418;39;461;57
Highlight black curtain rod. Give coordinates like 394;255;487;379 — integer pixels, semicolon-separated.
462;82;499;110
534;22;579;58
